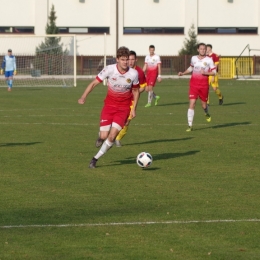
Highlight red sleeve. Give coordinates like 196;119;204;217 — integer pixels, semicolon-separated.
212;53;219;64
96;76;103;82
135;66;147;87
132;83;140;89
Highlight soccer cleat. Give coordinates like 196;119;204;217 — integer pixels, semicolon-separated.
95;137;104;148
89;157;98;168
155;96;160;106
219;96;224;105
115;140;122;147
205;113;211;122
145;103;151;108
186;126;193;132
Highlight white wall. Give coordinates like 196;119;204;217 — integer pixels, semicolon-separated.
1;0;260;56
198;0;258;27
50;0;110;27
123;0;184;27
0;0;34;26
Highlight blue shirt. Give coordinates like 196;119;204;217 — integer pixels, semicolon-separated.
2;55;16;71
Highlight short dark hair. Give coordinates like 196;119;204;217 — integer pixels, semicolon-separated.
8;49;12;52
129;50;137;58
117;46;130;58
149;45;155;49
197;43;206;49
206;44;212;49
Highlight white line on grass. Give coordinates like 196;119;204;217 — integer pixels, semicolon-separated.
1;219;260;229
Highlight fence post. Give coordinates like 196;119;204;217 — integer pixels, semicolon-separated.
80;55;83;75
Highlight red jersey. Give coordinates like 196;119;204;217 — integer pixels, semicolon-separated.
134;65;147;88
207;52;219;72
96;64;139;108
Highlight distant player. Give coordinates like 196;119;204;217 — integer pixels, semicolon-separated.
178;43;216;132
1;49;17;92
115;50;147;147
206;44;224;105
143;45;161;107
78;46;140;168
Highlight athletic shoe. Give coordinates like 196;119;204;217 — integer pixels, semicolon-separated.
89;157;98;168
145;103;151;108
205;113;211;122
155;96;160;106
186;126;193;132
219;96;224;105
95;137;104;148
115;140;122;147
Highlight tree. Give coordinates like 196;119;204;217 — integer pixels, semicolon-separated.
178;24;199;55
35;5;68;75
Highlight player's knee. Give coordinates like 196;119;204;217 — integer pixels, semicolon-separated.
100;132;109;140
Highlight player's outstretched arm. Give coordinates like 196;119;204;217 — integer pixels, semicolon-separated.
143;63;147;73
178;66;193;76
130;88;140;119
78;78;100;105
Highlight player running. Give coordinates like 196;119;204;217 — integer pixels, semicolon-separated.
115;50;147;147
143;45;161;107
206;44;224;105
1;49;17;92
78;47;140;168
178;43;216;132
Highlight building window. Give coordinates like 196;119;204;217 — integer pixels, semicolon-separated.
58;27;109;34
0;27;34;34
198;27;258;34
123;27;184;34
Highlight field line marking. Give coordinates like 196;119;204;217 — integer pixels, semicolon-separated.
1;219;260;229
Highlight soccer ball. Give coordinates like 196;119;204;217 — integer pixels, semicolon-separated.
136;152;153;168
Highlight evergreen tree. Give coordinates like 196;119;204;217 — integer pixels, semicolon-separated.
35;5;67;74
36;5;65;55
178;24;200;55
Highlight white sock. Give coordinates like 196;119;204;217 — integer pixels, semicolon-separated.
148;91;153;103
94;139;114;159
187;109;194;127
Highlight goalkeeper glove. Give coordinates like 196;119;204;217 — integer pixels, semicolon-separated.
14;70;17;75
0;69;3;75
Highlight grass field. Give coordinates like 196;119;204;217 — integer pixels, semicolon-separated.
1;79;260;259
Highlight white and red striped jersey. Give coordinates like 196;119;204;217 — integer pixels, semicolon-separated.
190;56;216;87
96;64;139;107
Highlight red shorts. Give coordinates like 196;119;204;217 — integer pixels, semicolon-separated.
146;75;157;87
189;85;209;102
100;105;130;128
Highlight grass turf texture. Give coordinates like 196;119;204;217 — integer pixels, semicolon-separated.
0;79;260;259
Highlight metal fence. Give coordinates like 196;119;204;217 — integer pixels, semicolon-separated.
78;55;260;79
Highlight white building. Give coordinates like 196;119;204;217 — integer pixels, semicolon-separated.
1;0;260;56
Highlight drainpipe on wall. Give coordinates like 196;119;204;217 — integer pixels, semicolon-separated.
116;0;118;53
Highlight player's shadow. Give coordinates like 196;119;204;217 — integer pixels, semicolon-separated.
209;102;246;106
195;121;251;131
0;142;42;147
124;137;194;146
23;88;42;91
158;102;188;107
107;150;200;167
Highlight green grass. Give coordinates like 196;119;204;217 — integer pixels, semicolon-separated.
0;79;260;259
